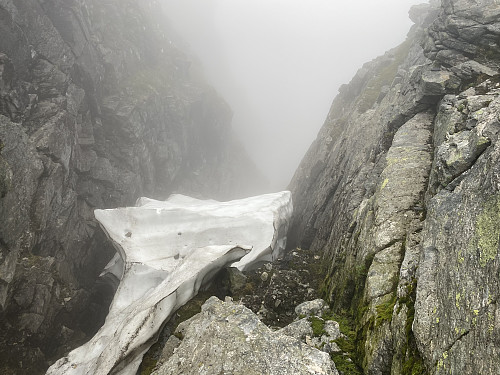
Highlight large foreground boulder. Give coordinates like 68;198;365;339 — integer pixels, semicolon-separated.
46;192;292;375
153;296;338;375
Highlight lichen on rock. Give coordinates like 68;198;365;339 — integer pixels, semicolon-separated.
289;1;500;374
475;195;500;267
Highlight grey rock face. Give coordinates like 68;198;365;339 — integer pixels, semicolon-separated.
152;297;338;375
289;0;500;374
414;80;500;375
279;317;315;341
0;0;264;373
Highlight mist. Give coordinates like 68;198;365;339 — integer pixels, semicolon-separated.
161;0;426;190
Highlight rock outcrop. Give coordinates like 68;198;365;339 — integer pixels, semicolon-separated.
0;0;264;373
289;1;500;374
152;296;338;375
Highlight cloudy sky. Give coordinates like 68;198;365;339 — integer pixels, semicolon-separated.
161;0;426;190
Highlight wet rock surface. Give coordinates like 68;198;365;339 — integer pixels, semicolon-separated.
1;0;500;374
0;0;264;373
289;1;500;374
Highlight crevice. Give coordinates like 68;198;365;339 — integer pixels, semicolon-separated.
443;145;492;193
375;237;404;254
439;329;471;363
432;299;499;369
36;149;67;174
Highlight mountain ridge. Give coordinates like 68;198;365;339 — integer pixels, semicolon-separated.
289;0;500;373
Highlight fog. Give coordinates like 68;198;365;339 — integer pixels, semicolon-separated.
161;0;425;190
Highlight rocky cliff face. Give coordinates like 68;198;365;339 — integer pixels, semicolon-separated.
0;0;263;373
289;0;500;374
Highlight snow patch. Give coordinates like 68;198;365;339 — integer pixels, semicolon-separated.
46;191;292;375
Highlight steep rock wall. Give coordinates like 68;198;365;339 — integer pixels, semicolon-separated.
290;1;500;374
0;0;263;373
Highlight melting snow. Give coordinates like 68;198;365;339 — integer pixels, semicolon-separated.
46;191;292;375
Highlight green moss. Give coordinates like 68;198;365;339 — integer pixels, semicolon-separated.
327;251;373;319
324;313;356;339
331;353;363;375
320;308;362;370
320;249;377;371
357;315;375;364
375;294;397;328
398;277;428;375
400;320;428;375
405;302;416;339
325;312;362;375
138;356;158;375
323;245;427;375
402;355;427;375
476;195;500;267
335;336;356;354
309;316;326;337
350;252;376;311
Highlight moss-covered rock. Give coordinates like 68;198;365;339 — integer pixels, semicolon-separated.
289;2;500;374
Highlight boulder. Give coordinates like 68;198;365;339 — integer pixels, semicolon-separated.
279;316;343;354
295;298;328;317
279;317;314;340
152;296;338;375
